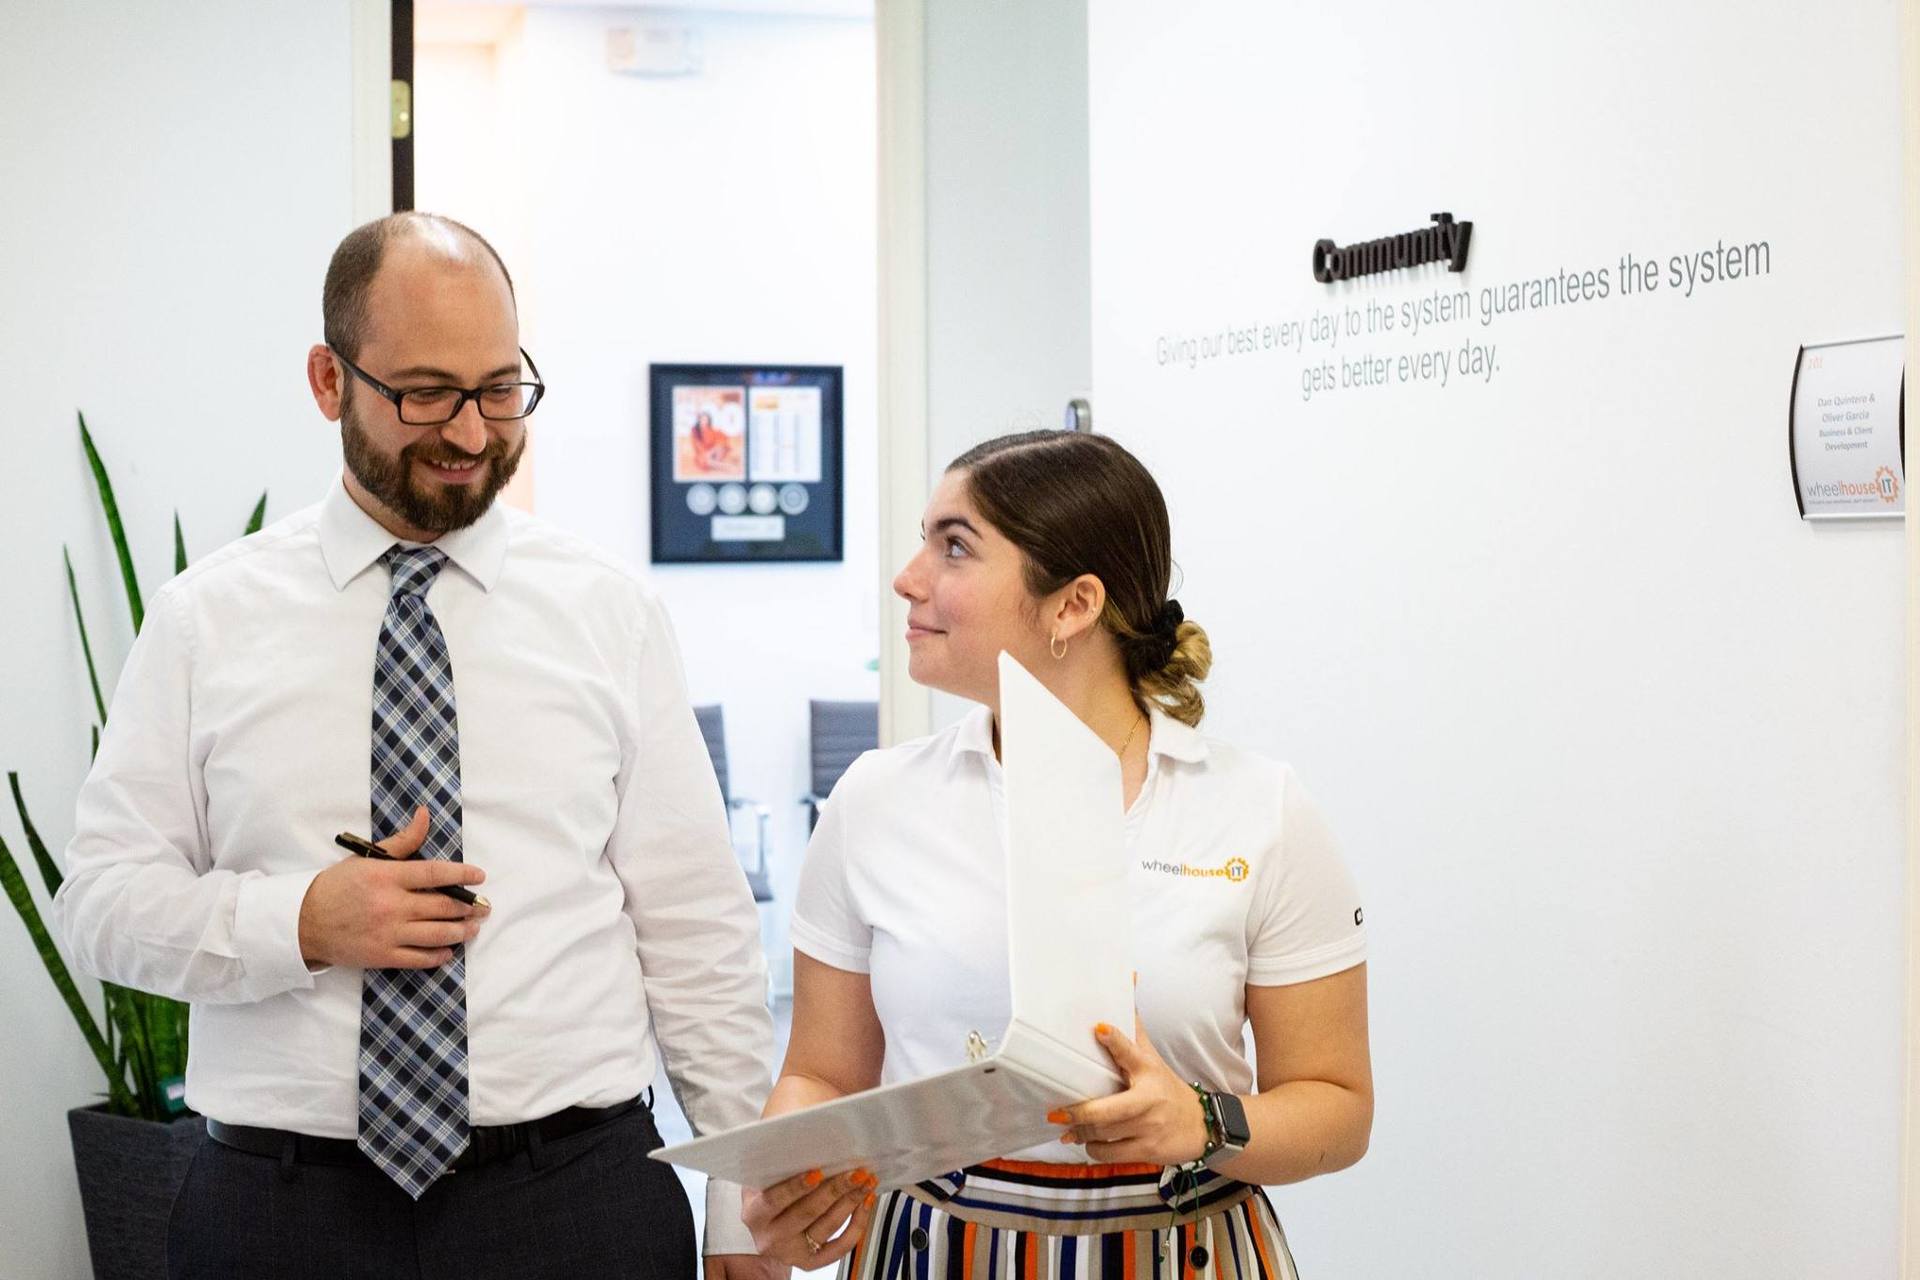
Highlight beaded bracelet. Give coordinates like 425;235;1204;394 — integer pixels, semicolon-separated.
1188;1079;1225;1157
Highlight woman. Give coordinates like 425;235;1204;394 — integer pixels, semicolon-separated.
746;431;1371;1277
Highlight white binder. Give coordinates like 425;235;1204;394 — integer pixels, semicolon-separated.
650;652;1134;1190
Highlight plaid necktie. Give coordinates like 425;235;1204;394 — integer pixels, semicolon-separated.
358;545;470;1197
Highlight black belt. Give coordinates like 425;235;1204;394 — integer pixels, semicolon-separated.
207;1092;648;1172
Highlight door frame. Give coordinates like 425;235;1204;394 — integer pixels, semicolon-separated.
874;0;932;746
348;0;391;222
1900;1;1920;1271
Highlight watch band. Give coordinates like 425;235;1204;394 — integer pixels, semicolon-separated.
1201;1090;1250;1169
1188;1081;1224;1156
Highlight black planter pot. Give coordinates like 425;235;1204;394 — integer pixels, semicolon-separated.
67;1105;208;1280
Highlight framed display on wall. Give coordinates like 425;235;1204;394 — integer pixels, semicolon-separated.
648;363;844;564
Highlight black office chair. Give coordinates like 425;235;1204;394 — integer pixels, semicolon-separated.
803;699;879;831
692;704;773;902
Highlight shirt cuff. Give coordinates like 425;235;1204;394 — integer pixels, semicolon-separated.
232;868;328;996
703;1177;754;1256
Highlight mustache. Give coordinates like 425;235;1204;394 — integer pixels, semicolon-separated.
405;438;509;468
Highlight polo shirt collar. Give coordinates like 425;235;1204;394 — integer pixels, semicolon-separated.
947;702;1209;764
319;472;509;593
950;705;997;762
1146;708;1209;763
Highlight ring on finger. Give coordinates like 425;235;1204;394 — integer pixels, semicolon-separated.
802;1231;823;1254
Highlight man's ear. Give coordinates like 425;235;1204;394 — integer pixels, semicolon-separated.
307;344;345;422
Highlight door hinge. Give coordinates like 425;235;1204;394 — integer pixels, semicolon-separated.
390;80;413;140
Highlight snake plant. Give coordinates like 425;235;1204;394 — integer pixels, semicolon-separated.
0;413;266;1121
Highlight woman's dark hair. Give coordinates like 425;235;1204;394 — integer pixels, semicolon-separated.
948;430;1212;725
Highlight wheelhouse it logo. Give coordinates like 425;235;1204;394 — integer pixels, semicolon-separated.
1876;466;1900;504
1142;856;1249;883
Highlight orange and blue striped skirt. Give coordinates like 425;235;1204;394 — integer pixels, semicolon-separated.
843;1159;1300;1280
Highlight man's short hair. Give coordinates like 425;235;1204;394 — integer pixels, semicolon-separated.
322;212;516;361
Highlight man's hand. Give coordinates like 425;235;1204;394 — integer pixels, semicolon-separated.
296;806;489;969
705;1255;790;1280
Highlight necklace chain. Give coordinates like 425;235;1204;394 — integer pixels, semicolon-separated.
1117;710;1147;759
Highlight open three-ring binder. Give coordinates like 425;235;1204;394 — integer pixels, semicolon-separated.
650;652;1134;1190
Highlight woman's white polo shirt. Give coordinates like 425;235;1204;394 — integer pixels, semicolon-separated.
790;704;1367;1152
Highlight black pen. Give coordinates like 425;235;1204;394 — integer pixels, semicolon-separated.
334;832;491;909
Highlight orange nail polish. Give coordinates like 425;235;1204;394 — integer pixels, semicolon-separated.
1046;1109;1071;1124
865;1192;878;1207
855;1169;877;1188
804;1168;823;1187
1094;1022;1115;1037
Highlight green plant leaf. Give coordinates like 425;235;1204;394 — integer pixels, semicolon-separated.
78;412;143;635
7;774;61;898
63;546;109;727
142;987;182;1108
102;984;160;1121
89;726;98;762
173;512;187;576
244;492;268;536
0;830;131;1113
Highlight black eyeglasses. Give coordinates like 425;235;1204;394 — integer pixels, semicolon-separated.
332;346;546;425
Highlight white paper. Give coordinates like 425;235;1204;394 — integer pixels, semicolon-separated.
747;385;823;483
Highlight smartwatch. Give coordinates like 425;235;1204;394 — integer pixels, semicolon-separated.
1201;1091;1251;1169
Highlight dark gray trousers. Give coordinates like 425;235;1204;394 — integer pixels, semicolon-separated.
166;1106;697;1279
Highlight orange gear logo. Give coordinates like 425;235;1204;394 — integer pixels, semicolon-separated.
1224;857;1250;883
1876;466;1901;504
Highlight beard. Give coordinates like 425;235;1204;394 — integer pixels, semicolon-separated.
340;386;526;534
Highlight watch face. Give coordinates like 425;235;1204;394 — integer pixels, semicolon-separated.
1212;1091;1252;1145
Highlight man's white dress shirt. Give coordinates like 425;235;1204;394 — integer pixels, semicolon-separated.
53;476;771;1253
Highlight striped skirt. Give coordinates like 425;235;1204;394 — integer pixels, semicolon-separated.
842;1160;1300;1280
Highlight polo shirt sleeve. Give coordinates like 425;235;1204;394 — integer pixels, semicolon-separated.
789;774;873;974
1246;767;1368;985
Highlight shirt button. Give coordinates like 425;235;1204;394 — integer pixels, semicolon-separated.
1189;1246;1209;1269
910;1227;930;1251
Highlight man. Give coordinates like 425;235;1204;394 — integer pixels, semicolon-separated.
54;212;781;1279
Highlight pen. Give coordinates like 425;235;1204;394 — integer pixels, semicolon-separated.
334;832;491;909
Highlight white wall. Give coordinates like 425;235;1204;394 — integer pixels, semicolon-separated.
0;4;359;1274
1089;1;1904;1274
922;0;1091;728
415;7;879;993
924;0;1091;456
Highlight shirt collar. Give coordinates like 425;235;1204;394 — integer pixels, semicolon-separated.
1145;708;1209;764
947;703;1209;764
318;472;509;593
950;705;998;762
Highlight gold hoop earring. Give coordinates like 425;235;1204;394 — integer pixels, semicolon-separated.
1050;631;1068;660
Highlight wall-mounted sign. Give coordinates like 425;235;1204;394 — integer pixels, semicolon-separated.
1312;212;1472;283
1789;336;1904;521
649;363;844;563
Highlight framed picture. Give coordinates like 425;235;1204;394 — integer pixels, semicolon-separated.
649;363;844;563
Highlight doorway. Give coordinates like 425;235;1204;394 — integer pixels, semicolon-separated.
405;3;881;1254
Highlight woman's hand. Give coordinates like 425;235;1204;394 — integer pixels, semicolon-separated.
1050;1017;1211;1165
742;1167;879;1268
